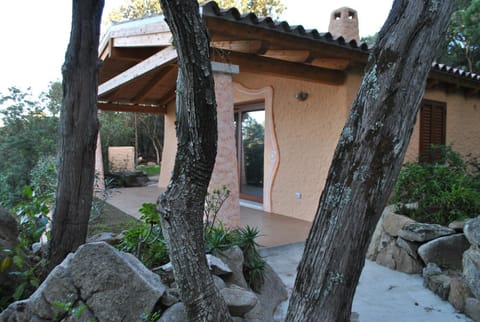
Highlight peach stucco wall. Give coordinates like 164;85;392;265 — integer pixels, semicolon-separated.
233;72;355;221
159;101;176;188
405;88;480;162
159;68;240;227
159;65;480;223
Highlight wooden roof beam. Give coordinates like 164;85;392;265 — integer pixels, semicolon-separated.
98;46;177;97
113;32;172;48
98;102;167;114
214;51;345;85
263;50;311;63
310;58;351;70
206;18;367;64
131;65;176;103
211;40;269;54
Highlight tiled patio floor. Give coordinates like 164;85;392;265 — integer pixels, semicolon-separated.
106;184;311;248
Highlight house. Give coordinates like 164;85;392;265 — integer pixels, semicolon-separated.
96;2;480;225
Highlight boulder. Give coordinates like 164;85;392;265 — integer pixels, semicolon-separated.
244;263;288;322
375;234;423;274
207;254;233;276
160;288;180;307
422;262;443;278
463;247;480;299
0;242;167;322
448;276;473;311
158;302;188;322
464;216;480;247
449;220;467;232
423;273;451;300
465;297;480;322
86;232;124;245
212;274;226;290
417;233;470;270
396;237;420;260
399;223;455;242
220;285;258;317
216;246;249;289
383;211;416;237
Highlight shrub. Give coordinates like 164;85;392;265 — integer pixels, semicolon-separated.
392;146;480;226
0;187;50;310
117;203;169;268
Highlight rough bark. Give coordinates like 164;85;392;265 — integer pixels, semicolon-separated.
157;1;233;321
286;1;455;321
48;0;104;270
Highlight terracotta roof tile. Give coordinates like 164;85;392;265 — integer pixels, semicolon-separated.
201;1;370;51
202;1;479;86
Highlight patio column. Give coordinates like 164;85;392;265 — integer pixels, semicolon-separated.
210;62;240;227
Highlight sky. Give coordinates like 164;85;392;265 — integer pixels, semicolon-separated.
0;0;393;97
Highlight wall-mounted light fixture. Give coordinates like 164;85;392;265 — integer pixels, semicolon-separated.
295;91;309;101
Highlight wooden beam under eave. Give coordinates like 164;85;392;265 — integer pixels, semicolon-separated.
205;18;368;64
98;46;178;96
211;40;269;54
311;58;351;70
113;32;172;48
98;102;167;114
263;50;311;63
426;78;439;89
214;51;345;85
131;66;176;103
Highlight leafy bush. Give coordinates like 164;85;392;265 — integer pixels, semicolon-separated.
119;197;266;291
117;203;169;268
392;146;480;226
0;187;50;310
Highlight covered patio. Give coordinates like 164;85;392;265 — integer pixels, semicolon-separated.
105;184;311;248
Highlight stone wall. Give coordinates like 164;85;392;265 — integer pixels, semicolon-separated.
368;209;480;321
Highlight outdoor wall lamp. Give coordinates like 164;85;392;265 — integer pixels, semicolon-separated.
295;91;309;101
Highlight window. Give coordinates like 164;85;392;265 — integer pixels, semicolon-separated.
419;100;446;163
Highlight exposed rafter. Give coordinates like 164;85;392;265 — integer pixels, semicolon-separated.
211;40;269;54
98;46;177;96
213;51;345;85
98;102;167;114
263;50;311;63
113;32;172;48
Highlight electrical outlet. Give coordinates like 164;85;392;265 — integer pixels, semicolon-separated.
295;192;302;199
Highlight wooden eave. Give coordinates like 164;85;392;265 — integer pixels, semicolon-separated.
97;3;480;114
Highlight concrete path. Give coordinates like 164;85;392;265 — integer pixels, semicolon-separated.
106;184;472;321
260;242;472;322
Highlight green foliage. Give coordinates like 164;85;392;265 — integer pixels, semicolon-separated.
137;164;161;176
235;226;265;291
117;203;169;268
105;0;285;24
117;192;266;291
0;86;58;208
204;222;239;254
0;188;50;310
52;300;89;321
437;0;480;73
204;186;230;230
392;146;480;226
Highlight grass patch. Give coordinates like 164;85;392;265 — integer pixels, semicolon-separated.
137;164;160;176
88;201;140;237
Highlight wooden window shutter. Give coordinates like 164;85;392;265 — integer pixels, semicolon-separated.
419;100;446;163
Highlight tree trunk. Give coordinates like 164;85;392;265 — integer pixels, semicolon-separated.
157;1;232;321
286;1;454;321
48;0;104;270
